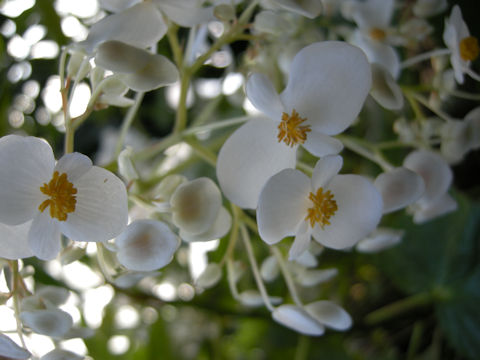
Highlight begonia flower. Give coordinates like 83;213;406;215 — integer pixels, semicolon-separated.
217;41;371;208
257;155;383;259
169;177;232;242
0;135;128;260
443;5;479;84
95;41;179;92
403;150;457;223
115;219;179;272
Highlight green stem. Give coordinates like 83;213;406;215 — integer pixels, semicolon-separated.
271;246;303;307
11;261;28;349
365;292;433;325
294;335;310;360
219;203;240;268
184;137;217;166
114;92;145;158
239;222;275;312
338;135;393;171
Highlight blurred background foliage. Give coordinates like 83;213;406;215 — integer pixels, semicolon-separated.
1;0;480;359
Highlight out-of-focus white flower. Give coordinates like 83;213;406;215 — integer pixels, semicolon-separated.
0;135;129;260
40;349;84;360
195;262;222;288
348;0;401;79
272;305;325;336
170;178;232;242
413;0;447;18
115;219;179;272
304;300;352;331
257;155;383;260
267;0;322;19
0;333;31;360
443;5;479;84
356;227;404;253
95;41;179;92
403;150;457;223
20;309;73;337
217;41;371;209
374;167;425;213
238;290;282;307
440;106;480;163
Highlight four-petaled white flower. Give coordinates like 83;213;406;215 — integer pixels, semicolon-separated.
443;5;479;84
0;135;129;260
257;155;383;259
217;41;372;209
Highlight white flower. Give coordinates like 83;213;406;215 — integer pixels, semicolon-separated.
20;309;73;337
0;221;33;260
403;150;457;223
348;0;401;79
374;167;425;213
0;135;128;260
304;300;352;331
443;5;479;84
0;333;31;360
257;155;383;260
170;177;232;242
115;219;179;272
94;40;179;92
356;227;404;253
370;63;404;110
272;305;325;336
217;41;371;209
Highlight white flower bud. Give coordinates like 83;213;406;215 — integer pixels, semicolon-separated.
20;309;73;337
304;301;352;331
196;263;222;289
272;305;325;336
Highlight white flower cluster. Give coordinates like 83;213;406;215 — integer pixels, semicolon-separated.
1;0;478;357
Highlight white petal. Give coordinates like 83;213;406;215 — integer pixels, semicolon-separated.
272;305;325;336
288;222;311;260
170;178;222;235
280;41;371;135
304;301;352;331
403;150;452;204
311;155;343;190
99;0;141;13
356;227;403;253
95;40;150;73
412;193;457;224
374;167;425;213
302;131;344;157
20;309;73;337
40;349;83;360
60;166;128;243
81;2;166;53
260;255;280;282
0;333;31;359
180;206;231;242
216;118;297;209
55;152;92;182
293;250;318;268
257;169;311;245
37;286;70;306
0;135;54;225
351;0;394;29
238;290;282;307
116;219;179;271
0;220;33;259
245;73;285;121
312;175;383;249
296;268;338;287
271;0;322;19
370;63;404;110
28;212;61;261
120;54;179;92
196;263;222;288
351;31;400;79
155;0;214;27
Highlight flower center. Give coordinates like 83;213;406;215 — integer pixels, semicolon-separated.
38;171;77;221
305;187;338;229
369;27;386;41
277;109;311;147
459;36;479;61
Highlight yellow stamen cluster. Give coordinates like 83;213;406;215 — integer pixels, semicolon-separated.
369;27;386;41
38;171;77;222
305;187;338;229
277;109;311;147
459;36;479;61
